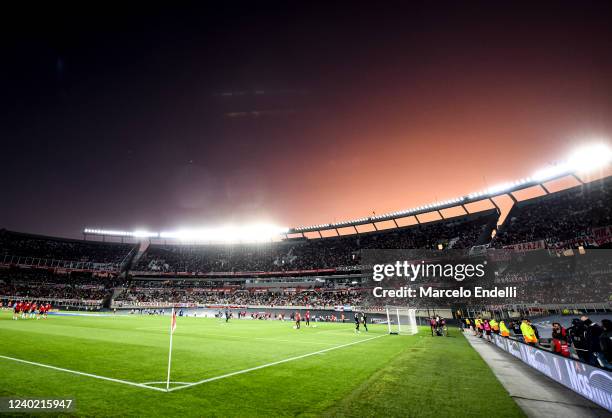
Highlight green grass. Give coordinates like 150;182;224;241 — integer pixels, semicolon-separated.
0;311;523;417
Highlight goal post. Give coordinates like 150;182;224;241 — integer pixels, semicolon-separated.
385;306;418;335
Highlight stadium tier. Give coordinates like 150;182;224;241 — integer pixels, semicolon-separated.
493;176;612;248
113;282;363;309
492;249;612;305
136;209;498;273
0;229;137;270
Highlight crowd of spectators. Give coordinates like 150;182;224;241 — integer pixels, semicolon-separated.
0;229;135;266
493;179;612;248
0;269;124;305
492;251;612;304
114;282;363;308
466;314;612;370
1;282;109;302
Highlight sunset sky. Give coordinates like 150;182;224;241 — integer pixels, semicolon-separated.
2;2;612;237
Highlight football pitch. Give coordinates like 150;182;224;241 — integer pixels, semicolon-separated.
0;311;524;417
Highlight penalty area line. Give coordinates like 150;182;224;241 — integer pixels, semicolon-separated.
169;334;386;392
0;354;165;392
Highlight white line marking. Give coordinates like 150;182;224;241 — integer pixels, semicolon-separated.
0;354;165;392
169;334;385;392
141;381;193;385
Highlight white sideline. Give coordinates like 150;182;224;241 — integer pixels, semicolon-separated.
0;354;165;392
168;334;385;392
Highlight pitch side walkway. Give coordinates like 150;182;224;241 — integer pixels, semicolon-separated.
463;332;611;418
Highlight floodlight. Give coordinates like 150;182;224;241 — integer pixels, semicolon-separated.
487;182;513;196
533;143;611;181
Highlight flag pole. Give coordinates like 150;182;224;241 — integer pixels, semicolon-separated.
166;307;175;392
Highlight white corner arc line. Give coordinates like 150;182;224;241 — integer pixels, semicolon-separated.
169;334;386;392
0;354;165;392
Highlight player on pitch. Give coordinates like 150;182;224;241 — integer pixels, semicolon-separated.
295;311;301;329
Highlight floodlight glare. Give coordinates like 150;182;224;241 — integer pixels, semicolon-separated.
133;230;158;238
532;143;611;182
158;224;288;243
531;164;568;182
567;143;612;173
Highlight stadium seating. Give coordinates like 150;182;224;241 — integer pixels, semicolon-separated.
0;229;136;267
136;210;498;273
0;268;124;307
113;282;363;308
491;250;612;305
493;177;612;248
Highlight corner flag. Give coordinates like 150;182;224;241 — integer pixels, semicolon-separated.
171;309;177;334
166;307;177;391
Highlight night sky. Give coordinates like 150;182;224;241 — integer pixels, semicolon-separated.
2;2;612;237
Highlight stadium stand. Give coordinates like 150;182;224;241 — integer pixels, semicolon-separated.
492;177;612;249
0;268;124;309
0;229;136;269
135;210;498;273
113;283;363;309
492;250;612;305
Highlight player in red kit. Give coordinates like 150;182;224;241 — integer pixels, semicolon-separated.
305;310;310;327
295;312;301;329
13;301;21;320
22;302;30;319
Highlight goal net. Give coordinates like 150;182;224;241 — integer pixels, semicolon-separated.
385;306;418;335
